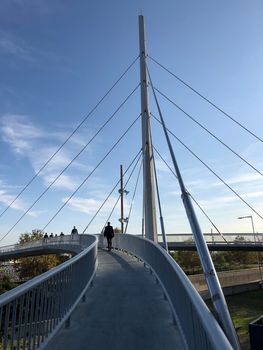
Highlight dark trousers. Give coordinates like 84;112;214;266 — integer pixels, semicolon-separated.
106;237;113;251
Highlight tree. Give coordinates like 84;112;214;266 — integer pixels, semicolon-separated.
0;268;15;294
171;239;202;274
114;227;122;234
15;231;67;280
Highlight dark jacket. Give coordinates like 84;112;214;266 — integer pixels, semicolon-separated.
104;225;114;238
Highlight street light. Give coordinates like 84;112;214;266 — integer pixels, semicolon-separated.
238;215;262;285
237;215;256;241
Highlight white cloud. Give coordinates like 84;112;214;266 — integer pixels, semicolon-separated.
226;173;262;186
155;158;172;174
64;196;119;215
241;191;263;199
0;114;91;191
42;173;78;191
0;189;25;212
0;34;34;61
1;114;43;153
0;179;43;217
0;27;72;72
199;195;238;209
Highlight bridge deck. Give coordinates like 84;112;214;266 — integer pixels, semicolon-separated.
48;249;184;350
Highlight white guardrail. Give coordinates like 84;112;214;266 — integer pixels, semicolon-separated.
113;234;233;350
160;233;263;244
0;234;98;350
0;234;93;256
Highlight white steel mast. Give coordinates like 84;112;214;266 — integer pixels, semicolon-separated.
139;15;158;242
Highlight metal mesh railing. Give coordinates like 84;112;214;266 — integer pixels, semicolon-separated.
0;235;98;350
113;234;233;350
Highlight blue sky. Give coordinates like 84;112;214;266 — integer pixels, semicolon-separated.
0;0;263;245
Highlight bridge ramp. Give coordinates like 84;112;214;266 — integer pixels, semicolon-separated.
48;249;184;350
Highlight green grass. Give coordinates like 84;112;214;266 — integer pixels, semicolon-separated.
207;289;263;349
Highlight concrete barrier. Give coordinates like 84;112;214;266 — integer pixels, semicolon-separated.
188;268;262;298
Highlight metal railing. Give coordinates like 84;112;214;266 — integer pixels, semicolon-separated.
0;234;93;256
0;235;98;350
113;234;233;350
160;233;263;244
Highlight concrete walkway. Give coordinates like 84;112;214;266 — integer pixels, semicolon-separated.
48;249;184;350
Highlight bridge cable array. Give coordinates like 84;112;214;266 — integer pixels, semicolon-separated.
101;154;142;233
149;124;168;250
147;63;263;219
40;115;141;232
99;154;143;233
151;114;263;221
124;159;143;234
0;82;140;242
153;146;227;243
147;66;241;349
0;113;141;242
103;196;121;232
149;55;263;144
147;61;262;237
153;86;263;177
0;56;139;221
82;149;142;233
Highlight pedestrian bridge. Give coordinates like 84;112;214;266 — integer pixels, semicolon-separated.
0;234;233;350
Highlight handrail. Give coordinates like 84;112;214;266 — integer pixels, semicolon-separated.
0;234;98;350
160;233;263;243
0;235;96;261
113;234;233;350
0;234;90;254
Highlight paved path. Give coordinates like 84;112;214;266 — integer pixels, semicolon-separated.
48;249;184;350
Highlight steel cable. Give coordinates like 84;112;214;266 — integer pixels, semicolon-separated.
124;160;143;233
102;154;143;232
0;83;140;242
83;150;142;233
152;114;263;221
0;114;140;242
149;55;263;143
153;146;227;243
40;115;141;232
0;56;139;220
153;86;263;177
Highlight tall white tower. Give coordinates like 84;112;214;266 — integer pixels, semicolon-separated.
139;15;158;242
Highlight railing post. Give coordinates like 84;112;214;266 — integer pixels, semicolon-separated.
65;316;71;329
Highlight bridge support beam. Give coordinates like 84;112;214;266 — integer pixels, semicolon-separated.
149;75;241;348
139;15;158;242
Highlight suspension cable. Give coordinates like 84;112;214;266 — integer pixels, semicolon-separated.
83;150;142;233
149;125;168;250
149;55;263;143
0;114;140;242
102;196;121;233
153;146;227;243
149;63;240;349
152;114;263;221
0;84;140;242
153;86;263;177
124;160;143;233
0;56;139;220
102;154;142;232
40;115;140;232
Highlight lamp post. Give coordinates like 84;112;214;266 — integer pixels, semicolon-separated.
238;215;262;285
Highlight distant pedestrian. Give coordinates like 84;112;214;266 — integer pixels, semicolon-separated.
71;226;78;235
104;222;114;251
43;233;48;242
60;232;64;236
50;233;54;238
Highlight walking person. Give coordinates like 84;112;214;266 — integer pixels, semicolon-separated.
71;226;78;235
104;222;114;251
